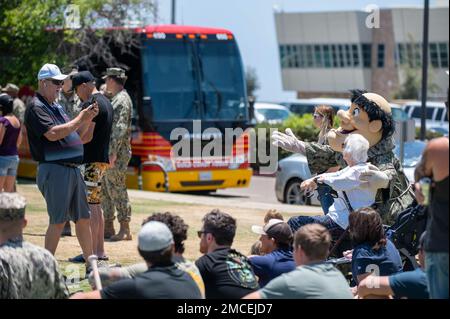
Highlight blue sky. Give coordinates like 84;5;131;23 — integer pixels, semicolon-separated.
156;0;441;101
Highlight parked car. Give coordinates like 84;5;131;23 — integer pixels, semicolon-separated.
394;140;427;184
254;102;292;124
401;101;448;134
275;154;319;205
278;99;317;117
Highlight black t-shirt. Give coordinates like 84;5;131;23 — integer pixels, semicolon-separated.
195;247;259;299
24;93;83;164
80;93;113;163
100;264;202;299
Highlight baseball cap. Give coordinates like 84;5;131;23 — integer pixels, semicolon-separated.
37;63;68;81
102;67;127;80
71;71;95;90
252;219;293;244
1;83;19;94
252;219;284;235
0;93;13;109
138;221;174;252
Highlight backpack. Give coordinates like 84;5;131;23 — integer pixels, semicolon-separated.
386;202;428;257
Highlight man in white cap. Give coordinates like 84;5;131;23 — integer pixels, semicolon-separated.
71;221;203;299
24;63;99;273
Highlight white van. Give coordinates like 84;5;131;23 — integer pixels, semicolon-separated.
254;102;292;124
402;101;448;135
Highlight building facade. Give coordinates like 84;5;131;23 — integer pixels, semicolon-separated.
275;6;449;100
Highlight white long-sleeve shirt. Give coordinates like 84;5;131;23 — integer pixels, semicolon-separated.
320;163;377;229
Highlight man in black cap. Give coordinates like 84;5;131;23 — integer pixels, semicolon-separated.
69;71;113;263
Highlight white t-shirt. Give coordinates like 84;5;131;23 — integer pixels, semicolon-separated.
321;163;377;229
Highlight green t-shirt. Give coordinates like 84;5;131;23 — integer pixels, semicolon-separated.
259;263;353;299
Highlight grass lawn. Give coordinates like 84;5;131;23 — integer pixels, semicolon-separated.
16;183;308;294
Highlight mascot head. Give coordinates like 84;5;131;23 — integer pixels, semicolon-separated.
327;89;395;152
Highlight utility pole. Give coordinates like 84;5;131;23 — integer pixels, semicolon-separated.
420;0;429;141
171;0;176;24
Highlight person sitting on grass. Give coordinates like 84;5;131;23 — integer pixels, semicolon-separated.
243;224;353;299
355;232;429;299
249;219;296;287
346;207;403;286
71;221;203;299
88;212;205;297
0;192;69;299
249;209;285;256
196;209;259;299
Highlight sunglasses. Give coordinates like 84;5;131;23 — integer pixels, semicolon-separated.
47;79;64;86
197;230;212;238
313;113;324;119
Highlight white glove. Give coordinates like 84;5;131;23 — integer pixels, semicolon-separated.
271;128;305;154
360;165;390;190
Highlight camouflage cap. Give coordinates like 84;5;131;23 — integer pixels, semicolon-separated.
1;83;20;94
102;67;127;80
0;193;26;221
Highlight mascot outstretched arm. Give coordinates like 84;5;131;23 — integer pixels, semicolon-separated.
272;89;414;224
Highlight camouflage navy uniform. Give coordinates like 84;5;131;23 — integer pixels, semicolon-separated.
304;137;415;225
0;237;69;299
58;91;82;120
12;98;26;123
0;193;69;299
101;88;133;223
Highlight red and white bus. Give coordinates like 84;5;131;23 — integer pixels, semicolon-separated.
18;25;253;192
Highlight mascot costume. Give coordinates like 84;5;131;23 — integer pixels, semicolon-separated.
272;89;415;226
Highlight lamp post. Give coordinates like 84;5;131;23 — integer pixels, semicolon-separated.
420;0;429;141
171;0;176;24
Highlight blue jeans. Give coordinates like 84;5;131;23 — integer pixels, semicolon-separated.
425;252;449;299
317;184;334;215
287;215;345;241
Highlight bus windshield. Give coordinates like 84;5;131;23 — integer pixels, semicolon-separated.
141;39;199;121
141;37;248;122
197;40;248;121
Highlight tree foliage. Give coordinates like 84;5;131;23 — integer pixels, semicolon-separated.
245;66;260;98
0;0;157;86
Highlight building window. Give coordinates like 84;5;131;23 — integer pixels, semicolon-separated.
323;45;332;68
439;42;449;68
352;44;360;67
279;45;287;69
332;44;339;67
413;43;422;68
345;44;352;67
377;44;385;68
430;43;439;68
338;44;345;67
314;45;323;67
297;45;305;68
362;44;372;68
292;45;299;68
305;45;314;67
